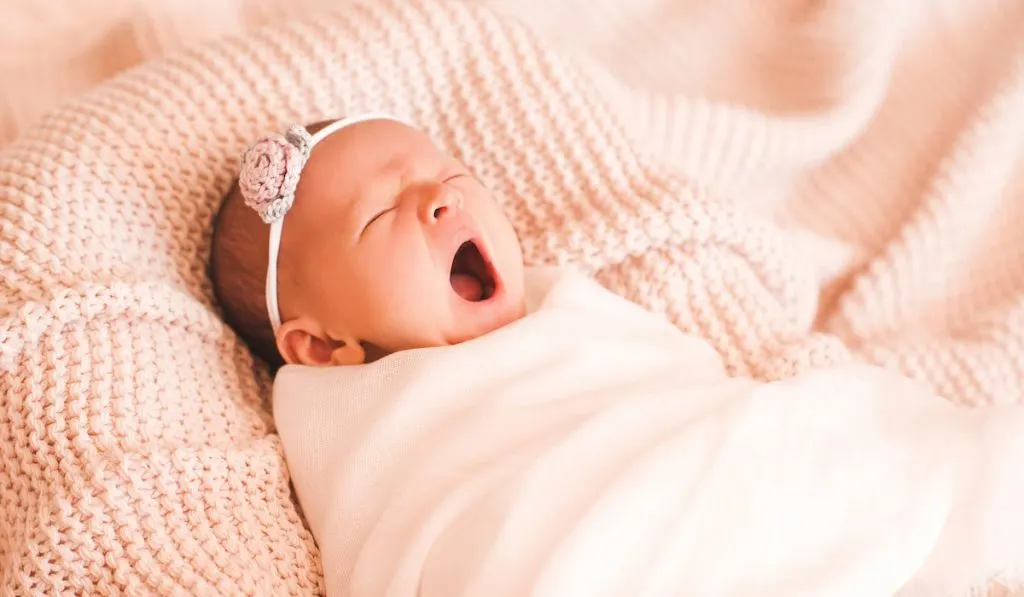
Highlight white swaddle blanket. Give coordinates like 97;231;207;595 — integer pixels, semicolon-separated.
274;267;1024;597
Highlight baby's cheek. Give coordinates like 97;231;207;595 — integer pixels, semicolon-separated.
374;262;441;313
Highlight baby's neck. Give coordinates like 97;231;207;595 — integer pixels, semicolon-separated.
361;342;390;364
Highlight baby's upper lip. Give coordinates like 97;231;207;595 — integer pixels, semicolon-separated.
441;213;479;259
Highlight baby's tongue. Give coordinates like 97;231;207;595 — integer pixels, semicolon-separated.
451;273;483;301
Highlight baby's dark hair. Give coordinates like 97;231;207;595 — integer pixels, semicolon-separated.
209;181;284;369
209;120;334;370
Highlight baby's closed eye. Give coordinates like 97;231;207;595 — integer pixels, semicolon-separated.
363;205;397;232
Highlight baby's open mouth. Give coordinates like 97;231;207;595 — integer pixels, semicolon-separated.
450;240;497;302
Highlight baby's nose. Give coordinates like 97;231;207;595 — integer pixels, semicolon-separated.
420;184;461;223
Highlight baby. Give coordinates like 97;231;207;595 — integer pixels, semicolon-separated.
210;114;527;369
211;115;1024;597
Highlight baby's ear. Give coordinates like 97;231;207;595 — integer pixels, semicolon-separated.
328;341;366;366
276;318;364;366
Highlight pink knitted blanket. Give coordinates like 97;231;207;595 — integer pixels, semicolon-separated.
1;0;1023;594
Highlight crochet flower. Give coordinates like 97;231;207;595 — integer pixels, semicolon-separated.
238;126;312;224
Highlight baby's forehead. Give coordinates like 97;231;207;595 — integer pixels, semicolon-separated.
324;119;440;158
306;122;454;187
310;121;444;175
293;120;452;215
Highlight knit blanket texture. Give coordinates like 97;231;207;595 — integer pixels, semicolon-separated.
1;0;1023;594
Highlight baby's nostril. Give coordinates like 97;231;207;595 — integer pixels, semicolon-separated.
433;206;446;219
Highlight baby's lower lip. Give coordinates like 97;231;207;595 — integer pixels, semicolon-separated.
452;279;501;303
453;279;503;306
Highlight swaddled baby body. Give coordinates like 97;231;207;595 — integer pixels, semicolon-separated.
211;116;1024;597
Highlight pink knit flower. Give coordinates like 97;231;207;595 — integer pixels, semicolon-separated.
238;126;312;224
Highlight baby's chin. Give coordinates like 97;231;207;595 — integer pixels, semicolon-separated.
445;298;526;345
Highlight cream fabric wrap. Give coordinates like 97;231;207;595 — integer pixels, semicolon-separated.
275;267;1024;597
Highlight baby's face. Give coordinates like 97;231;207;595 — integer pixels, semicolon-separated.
276;119;525;365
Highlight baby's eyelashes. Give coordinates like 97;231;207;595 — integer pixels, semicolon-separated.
359;171;469;238
361;204;398;238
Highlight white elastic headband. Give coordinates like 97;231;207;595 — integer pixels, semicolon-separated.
237;113;411;334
